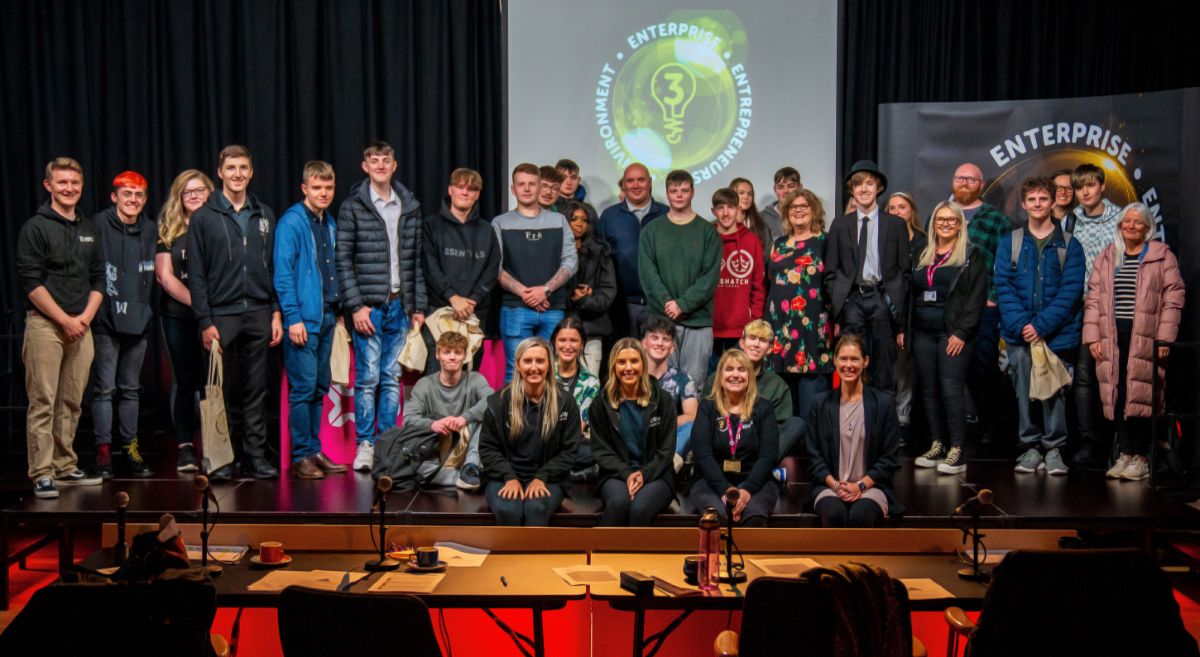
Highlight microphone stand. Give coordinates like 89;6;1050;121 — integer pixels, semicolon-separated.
720;491;747;583
194;475;221;575
113;492;129;566
365;478;400;572
957;506;988;582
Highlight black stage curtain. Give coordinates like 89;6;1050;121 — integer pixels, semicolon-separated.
0;0;505;331
839;0;1200;193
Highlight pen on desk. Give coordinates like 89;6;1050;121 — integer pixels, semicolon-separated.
500;576;508;588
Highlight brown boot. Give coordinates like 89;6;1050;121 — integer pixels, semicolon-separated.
313;452;348;474
292;457;325;479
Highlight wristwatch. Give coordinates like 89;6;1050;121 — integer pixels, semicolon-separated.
857;481;867;493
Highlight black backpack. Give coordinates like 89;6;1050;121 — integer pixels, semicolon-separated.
370;425;457;490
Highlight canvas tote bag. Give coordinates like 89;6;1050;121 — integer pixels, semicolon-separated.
330;321;352;386
200;341;235;473
1029;339;1073;401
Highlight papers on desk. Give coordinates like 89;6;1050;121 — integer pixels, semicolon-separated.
368;572;445;594
552;565;619;586
748;557;823;577
248;570;368;592
901;578;954;600
186;544;248;563
434;541;490;567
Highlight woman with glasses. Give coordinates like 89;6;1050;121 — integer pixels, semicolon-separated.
155;170;215;473
904;201;988;474
764;189;833;433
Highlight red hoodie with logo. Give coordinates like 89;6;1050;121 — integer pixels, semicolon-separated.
713;224;765;338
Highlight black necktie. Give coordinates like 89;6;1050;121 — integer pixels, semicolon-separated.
856;216;870;285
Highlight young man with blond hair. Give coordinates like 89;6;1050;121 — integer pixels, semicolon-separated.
18;157;105;498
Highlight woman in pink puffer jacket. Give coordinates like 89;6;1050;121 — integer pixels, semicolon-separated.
1082;202;1185;481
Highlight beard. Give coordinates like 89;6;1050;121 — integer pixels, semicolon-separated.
952;188;979;205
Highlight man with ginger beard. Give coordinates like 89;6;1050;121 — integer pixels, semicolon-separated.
946;163;1011;447
597;163;668;337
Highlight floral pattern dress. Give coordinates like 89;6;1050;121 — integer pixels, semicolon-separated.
766;234;833;374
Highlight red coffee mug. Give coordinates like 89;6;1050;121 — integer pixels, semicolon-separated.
260;541;285;563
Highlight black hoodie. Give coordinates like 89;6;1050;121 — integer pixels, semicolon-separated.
186;191;278;329
17;203;104;315
91;207;157;336
422;200;502;326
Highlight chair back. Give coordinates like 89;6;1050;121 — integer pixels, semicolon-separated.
0;575;217;656
969;549;1199;657
277;585;443;657
737;577;837;656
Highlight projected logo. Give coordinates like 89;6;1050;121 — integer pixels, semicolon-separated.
594;12;752;182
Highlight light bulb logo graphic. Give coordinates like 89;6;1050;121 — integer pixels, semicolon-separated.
650;62;697;145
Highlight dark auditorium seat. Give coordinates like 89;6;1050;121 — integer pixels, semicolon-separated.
278;585;442;657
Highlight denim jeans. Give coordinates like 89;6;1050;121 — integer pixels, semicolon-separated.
1007;343;1069;450
352;297;409;445
675;421;695;456
91;332;148;446
485;480;565;526
671;325;713;392
162;315;202;445
499;306;563;383
284;310;336;461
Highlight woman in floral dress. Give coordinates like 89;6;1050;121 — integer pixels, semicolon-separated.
766;189;833;425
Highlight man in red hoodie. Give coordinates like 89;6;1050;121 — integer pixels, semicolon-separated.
709;187;765;375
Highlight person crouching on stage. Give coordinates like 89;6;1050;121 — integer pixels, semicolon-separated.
688;349;780;527
480;337;580;526
806;335;903;527
589;338;678;526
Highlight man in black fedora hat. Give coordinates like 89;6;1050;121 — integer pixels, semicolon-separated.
824;160;910;391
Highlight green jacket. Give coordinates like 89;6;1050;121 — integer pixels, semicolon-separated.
637;215;720;328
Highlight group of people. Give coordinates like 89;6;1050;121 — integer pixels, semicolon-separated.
18;145;1184;530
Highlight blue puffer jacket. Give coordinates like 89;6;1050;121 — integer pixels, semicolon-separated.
274;202;337;332
995;224;1085;352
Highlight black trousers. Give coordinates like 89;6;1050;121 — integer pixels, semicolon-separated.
1114;318;1151;456
207;308;272;461
912;329;973;447
815;495;884;528
840;289;895;391
688;479;778;527
598;477;674;526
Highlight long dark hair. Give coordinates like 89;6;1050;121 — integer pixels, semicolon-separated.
566;201;604;256
730;177;766;236
551;315;588;367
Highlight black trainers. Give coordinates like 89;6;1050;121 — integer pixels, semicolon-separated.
93;445;114;479
176;443;199;473
34;477;59;499
54;468;102;486
456;463;482;491
122;438;154;477
208;464;234;482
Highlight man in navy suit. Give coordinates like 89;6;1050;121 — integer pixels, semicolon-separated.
824;160;911;391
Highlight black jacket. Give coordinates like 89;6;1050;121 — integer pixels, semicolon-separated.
824;210;911;322
804;386;904;514
479;388;581;484
91;207;157;336
691;397;779;495
335;179;426;314
566;237;618;339
422;200;501;325
588;383;677;491
907;244;989;342
17;204;104;315
186;192;278;329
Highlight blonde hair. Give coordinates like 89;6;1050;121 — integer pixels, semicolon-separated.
741;319;772;341
507;338;560;441
887;192;925;236
604;338;653;409
158;169;215;247
779;189;826;237
918;201;969;268
709;349;759;416
44;157;83;181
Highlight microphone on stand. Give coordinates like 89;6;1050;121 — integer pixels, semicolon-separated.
721;487;747;583
955;489;994;582
193;475;221;574
113;491;129;565
366;476;400;572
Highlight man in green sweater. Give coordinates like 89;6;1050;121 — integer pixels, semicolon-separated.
638;169;721;390
398;331;494;490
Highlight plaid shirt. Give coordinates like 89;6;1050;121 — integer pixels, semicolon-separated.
966;203;1011;302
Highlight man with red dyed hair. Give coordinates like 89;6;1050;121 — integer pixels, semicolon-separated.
89;170;158;478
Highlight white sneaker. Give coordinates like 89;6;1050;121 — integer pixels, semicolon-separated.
353;441;375;472
1106;454;1133;479
1120;455;1149;481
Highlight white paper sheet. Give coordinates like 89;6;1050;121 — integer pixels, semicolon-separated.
901;578;955;600
551;565;619;586
748;557;823;576
434;541;490;568
247;570;367;592
367;572;445;594
186;544;248;562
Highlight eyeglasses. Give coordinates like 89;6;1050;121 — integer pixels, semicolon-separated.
181;189;209;198
933;217;961;226
953;176;981;184
1055;186;1073;193
788;203;811;212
